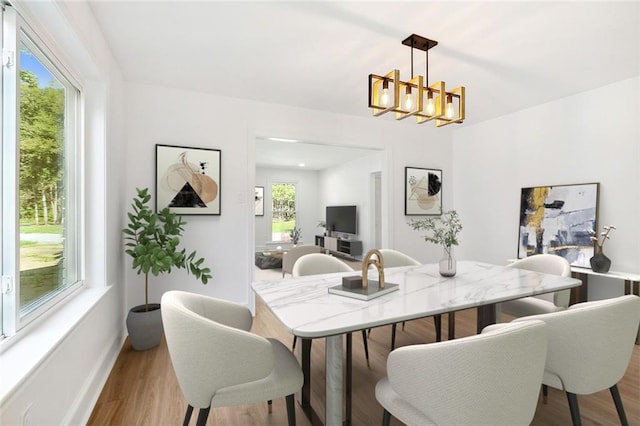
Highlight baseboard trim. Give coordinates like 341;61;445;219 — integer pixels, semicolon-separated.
66;331;126;425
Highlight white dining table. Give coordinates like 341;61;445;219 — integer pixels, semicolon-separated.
252;260;582;426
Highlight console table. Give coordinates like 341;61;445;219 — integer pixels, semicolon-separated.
315;235;362;260
570;267;640;344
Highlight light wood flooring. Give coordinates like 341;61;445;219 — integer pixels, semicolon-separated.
88;291;639;426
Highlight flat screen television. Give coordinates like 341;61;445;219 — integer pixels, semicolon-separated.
326;205;357;235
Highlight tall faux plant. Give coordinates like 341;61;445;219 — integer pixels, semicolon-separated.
123;187;212;310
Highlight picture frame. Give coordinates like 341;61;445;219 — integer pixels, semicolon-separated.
155;144;221;215
517;182;599;268
255;186;264;216
404;166;442;215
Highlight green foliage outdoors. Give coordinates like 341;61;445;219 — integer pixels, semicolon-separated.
272;183;296;222
123;188;212;308
272;220;295;233
18;63;65;306
271;183;295;202
19;68;65;225
408;210;463;258
20;224;63;234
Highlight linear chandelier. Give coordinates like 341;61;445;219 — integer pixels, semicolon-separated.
368;34;465;127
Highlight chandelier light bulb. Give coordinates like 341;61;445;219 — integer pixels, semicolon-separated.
405;93;413;110
426;93;435;116
381;88;389;106
404;86;413;110
380;79;390;106
445;95;454;119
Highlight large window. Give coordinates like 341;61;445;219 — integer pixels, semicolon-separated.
271;183;296;242
2;7;82;337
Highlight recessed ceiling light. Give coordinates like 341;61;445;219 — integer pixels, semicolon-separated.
267;137;298;143
298;163;306;168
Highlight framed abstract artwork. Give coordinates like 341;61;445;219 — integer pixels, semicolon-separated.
155;144;221;215
517;182;599;268
255;186;264;216
404;166;442;215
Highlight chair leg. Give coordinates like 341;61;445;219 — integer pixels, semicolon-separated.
566;392;582;426
183;405;194;426
448;312;455;339
268;399;273;413
610;384;629;426
391;323;397;350
292;335;297;351
195;407;211;426
433;314;442;342
542;384;548;404
402;321;405;330
286;394;296;426
382;408;392;426
361;329;370;367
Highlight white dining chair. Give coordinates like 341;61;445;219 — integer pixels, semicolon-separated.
282;245;322;277
500;254;572;319
512;294;640;426
291;253;373;364
161;290;304;426
367;249;448;348
292;252;354;276
375;320;548;426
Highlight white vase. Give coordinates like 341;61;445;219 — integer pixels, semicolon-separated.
439;246;456;277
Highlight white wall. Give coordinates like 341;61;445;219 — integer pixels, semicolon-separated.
319;151;384;253
123;83;455;310
255;166;321;248
453;77;640;300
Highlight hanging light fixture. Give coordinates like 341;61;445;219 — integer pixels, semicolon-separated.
368;34;465;127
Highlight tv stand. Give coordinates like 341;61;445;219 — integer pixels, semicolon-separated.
315;235;363;260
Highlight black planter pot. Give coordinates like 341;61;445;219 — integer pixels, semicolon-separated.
126;303;163;351
590;252;611;273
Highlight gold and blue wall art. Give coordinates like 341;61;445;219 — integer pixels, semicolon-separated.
518;182;599;268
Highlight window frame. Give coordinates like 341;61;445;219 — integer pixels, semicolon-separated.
1;5;84;338
270;181;298;243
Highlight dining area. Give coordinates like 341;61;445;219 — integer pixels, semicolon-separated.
249;256;640;426
89;253;640;426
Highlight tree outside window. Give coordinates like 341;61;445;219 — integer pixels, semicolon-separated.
271;183;296;242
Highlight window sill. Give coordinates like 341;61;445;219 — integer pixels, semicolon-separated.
0;285;112;404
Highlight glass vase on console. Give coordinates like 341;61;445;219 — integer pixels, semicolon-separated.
439;245;456;277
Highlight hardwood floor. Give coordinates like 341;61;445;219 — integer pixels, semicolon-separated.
89;299;639;425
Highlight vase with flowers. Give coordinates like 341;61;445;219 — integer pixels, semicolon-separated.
409;210;462;277
588;225;615;273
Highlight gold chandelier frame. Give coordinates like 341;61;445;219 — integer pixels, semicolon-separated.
368;34;465;127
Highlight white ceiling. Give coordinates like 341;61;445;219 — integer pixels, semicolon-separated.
255;137;381;170
87;1;640;168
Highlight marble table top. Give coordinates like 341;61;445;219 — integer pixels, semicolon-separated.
252;260;582;338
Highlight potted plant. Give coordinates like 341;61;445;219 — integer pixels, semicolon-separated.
289;227;302;245
317;220;327;236
408;210;462;277
123;187;212;350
